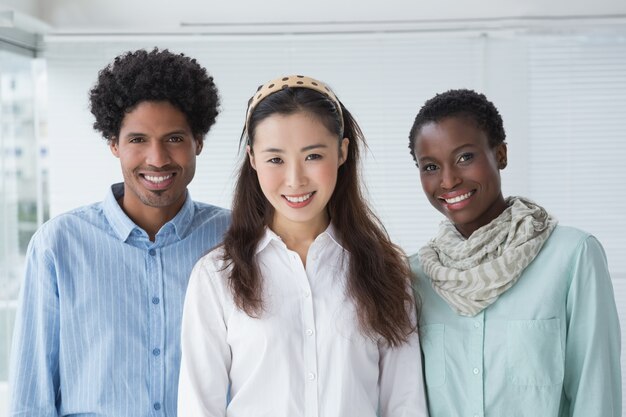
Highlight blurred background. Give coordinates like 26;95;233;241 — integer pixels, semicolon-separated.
1;0;625;415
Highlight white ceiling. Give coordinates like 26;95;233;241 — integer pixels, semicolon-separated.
2;0;626;34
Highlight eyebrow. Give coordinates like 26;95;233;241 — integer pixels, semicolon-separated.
122;129;190;138
418;143;477;163
417;156;432;165
260;143;329;153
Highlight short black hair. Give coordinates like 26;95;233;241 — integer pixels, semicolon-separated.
89;48;219;142
408;89;505;162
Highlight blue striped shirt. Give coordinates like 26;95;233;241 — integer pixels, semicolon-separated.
9;183;230;417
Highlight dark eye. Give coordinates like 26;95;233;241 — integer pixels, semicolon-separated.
168;136;184;142
128;137;144;143
458;152;474;163
268;157;283;164
422;163;438;172
305;154;322;161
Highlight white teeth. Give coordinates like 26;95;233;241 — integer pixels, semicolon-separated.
285;193;313;203
444;191;474;204
144;174;172;183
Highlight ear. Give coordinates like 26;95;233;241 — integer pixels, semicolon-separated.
246;145;257;170
338;138;349;166
495;143;508;170
109;139;120;157
195;136;204;156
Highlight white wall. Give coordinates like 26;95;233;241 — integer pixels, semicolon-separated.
36;0;626;33
0;0;40;18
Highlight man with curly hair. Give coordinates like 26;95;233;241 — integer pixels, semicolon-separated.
9;48;230;417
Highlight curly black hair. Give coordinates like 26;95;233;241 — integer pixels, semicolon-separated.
408;89;505;163
89;48;219;142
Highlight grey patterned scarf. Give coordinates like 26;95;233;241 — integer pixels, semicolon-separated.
419;197;557;317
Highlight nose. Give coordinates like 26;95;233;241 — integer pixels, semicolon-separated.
286;161;307;188
146;141;171;168
440;166;461;190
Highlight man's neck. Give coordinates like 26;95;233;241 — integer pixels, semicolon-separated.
116;197;185;242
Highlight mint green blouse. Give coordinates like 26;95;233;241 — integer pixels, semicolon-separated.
411;225;621;417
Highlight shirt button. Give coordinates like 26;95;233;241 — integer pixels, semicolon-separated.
152;297;160;305
304;291;311;298
474;322;481;328
473;367;480;375
153;348;160;356
307;372;316;380
306;328;314;336
149;249;156;256
153;402;161;410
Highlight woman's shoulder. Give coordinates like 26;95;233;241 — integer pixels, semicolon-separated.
535;225;609;286
190;245;232;286
194;243;226;266
543;224;602;255
549;224;591;241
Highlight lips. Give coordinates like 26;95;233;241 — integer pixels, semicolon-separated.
140;172;176;190
438;189;475;210
440;190;475;204
283;192;315;208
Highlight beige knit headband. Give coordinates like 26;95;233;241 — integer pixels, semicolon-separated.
245;74;344;134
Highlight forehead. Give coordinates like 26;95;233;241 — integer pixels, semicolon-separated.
415;117;490;152
252;111;336;148
120;100;190;131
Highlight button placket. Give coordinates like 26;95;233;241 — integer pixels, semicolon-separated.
147;246;165;416
297;248;319;417
469;312;486;416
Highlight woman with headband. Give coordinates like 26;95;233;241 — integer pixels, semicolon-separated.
178;75;428;416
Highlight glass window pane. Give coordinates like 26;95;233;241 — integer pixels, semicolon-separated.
0;47;47;414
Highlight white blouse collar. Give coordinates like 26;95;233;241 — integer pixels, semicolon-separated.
256;223;344;255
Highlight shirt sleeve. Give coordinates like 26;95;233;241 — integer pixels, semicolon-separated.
177;256;231;417
378;298;429;417
564;235;621;417
9;234;61;417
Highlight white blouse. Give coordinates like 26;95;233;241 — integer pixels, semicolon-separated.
178;225;428;417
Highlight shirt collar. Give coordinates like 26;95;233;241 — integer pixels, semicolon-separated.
167;191;196;240
103;182;195;242
256;223;344;255
324;223;343;248
103;183;137;242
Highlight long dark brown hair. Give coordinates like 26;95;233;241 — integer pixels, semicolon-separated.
222;87;416;346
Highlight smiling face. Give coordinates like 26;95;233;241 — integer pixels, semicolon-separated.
109;100;202;225
248;112;348;237
413;116;508;238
